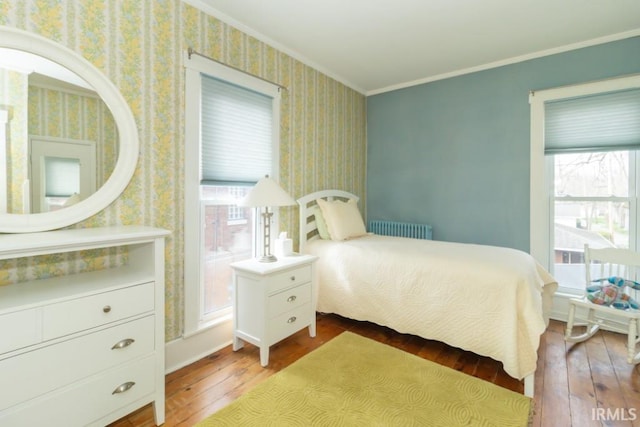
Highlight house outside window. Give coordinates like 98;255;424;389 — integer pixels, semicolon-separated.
201;185;252;316
227;186;248;223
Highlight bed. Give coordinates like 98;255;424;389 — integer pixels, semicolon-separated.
297;190;558;397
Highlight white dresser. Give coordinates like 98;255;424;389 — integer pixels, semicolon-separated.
0;226;169;426
231;254;318;366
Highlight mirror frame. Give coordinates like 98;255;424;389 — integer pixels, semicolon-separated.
0;26;139;233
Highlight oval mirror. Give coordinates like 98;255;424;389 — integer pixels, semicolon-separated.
0;26;138;233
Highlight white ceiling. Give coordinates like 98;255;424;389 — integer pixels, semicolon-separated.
191;0;640;95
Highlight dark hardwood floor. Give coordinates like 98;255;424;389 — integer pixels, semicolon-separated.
111;314;640;427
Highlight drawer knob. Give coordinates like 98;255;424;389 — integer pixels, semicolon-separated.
112;381;135;395
287;295;297;302
287;316;297;324
103;305;112;313
111;338;135;350
290;276;296;281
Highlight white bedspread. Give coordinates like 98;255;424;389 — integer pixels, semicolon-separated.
306;234;558;380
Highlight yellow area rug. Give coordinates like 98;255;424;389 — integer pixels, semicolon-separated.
197;331;531;426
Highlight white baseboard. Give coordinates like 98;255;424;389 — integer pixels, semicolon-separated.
164;319;234;374
549;291;573;323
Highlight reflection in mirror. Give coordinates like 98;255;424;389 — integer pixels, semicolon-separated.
0;27;138;233
0;48;118;214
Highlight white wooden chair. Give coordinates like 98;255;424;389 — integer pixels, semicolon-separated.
565;244;640;364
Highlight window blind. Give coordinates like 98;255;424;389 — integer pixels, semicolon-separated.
201;74;273;185
45;156;80;197
544;88;640;154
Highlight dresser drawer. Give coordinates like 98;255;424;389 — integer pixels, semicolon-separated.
266;265;312;294
0;315;155;412
268;302;312;345
268;282;312;318
0;308;42;355
0;354;156;427
42;282;154;340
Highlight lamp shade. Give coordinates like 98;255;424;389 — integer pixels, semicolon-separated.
239;175;295;207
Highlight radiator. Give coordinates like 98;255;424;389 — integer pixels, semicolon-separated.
368;220;432;240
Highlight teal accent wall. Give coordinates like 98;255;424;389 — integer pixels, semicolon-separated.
367;37;640;251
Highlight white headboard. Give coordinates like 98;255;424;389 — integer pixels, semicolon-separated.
296;189;359;252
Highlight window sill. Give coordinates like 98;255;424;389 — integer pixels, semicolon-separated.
183;311;232;339
555;287;583;297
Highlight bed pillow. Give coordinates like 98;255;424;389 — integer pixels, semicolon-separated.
311;206;331;239
317;198;367;241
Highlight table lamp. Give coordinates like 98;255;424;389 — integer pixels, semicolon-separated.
239;175;296;262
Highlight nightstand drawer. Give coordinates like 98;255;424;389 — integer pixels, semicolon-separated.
42;282;154;340
269;303;312;344
268;282;311;318
266;265;312;294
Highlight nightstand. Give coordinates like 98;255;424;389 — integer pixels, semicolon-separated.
230;254;318;366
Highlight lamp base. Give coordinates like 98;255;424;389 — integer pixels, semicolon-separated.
259;254;278;263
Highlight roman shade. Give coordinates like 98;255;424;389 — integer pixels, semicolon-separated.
544;88;640;154
45;156;80;197
200;74;273;185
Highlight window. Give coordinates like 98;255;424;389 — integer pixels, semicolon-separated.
551;150;634;290
199;185;252;317
530;75;640;293
184;54;281;335
43;156;81;210
29;137;96;213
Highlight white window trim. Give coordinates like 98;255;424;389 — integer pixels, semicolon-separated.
183;51;281;337
529;74;640;273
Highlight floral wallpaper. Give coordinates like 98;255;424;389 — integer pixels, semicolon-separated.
0;0;367;341
28;84;118;189
0;68;28;213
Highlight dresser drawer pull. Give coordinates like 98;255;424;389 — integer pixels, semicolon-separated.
111;338;135;350
103;305;112;313
287;316;297;324
287;295;297;303
289;276;296;281
112;381;136;395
